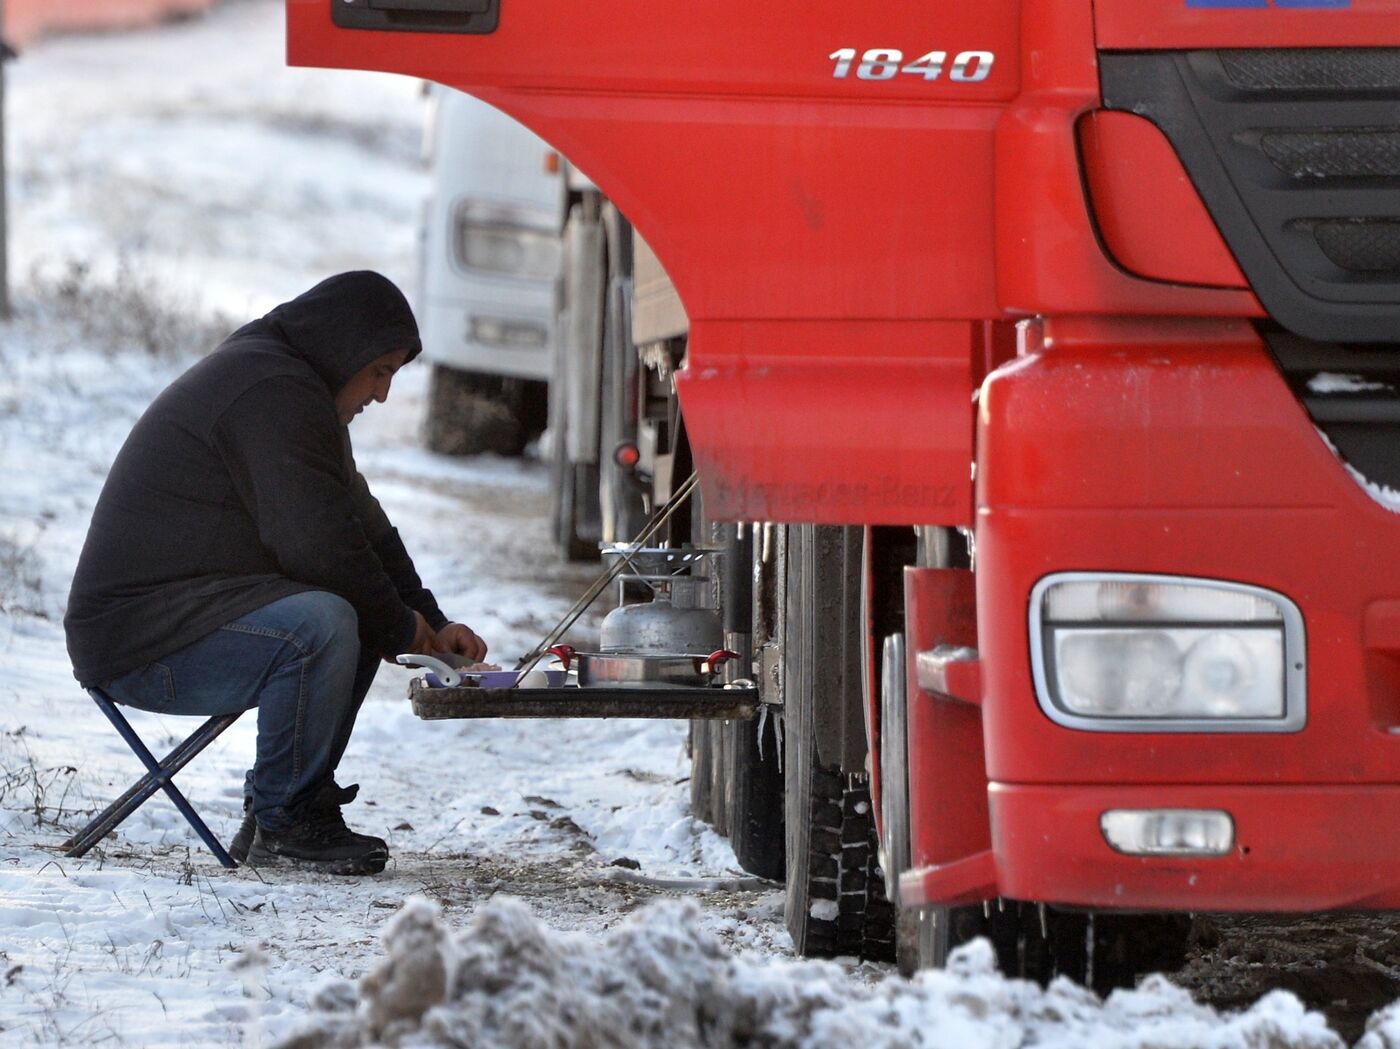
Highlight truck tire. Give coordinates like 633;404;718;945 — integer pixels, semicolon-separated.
713;721;733;839
1083;913;1193;995
723;714;785;881
918;902;1188;995
982;902;1086;985
696;720;731;838
880;630;922;975
598;207;647;546
684;518;784;879
545;326;594;561
551;454;599;562
688;721;717;825
783;525;895;961
422;364;531;457
878;639;910;867
784;713;894;960
549;198;605;561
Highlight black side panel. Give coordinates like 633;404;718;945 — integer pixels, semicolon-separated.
333;0;500;34
1101;50;1400;344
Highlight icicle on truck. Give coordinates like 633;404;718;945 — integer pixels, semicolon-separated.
288;0;1400;989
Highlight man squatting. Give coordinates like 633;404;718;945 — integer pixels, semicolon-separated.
65;271;486;874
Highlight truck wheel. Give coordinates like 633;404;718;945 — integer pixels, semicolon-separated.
549;198;605;561
688;722;717;825
684;520;784;880
598;208;647;545
552;457;599;562
545;343;596;561
1085;913;1193;995
783;715;894;960
710;514;782;879
519;379;549;445
983;902;1088;986
783;525;895;961
697;720;731;838
904;904;993;973
904;896;1189;992
880;632;916;972
723;714;785;881
975;903;1189;994
422;364;528;457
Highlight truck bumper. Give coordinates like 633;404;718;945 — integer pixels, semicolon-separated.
988;783;1400;911
902;782;1400;911
419;294;553;382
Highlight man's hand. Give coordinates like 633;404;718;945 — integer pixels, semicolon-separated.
403;610;437;657
435;622;488;664
386;611;437;665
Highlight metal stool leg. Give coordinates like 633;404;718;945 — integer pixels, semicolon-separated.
62;722;229;854
66;691;241;868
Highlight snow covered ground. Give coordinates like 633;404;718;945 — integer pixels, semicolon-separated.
0;2;1390;1046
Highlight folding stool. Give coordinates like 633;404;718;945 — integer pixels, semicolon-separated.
62;688;244;867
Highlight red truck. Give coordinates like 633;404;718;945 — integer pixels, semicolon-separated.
288;0;1400;990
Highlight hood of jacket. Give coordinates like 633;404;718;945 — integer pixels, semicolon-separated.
262;271;422;394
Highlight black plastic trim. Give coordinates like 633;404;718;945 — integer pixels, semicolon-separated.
332;0;499;35
1264;326;1400;488
1101;50;1400;344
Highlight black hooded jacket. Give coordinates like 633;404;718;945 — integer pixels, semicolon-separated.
65;272;448;686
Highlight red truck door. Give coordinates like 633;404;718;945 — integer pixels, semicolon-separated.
286;0;1022;525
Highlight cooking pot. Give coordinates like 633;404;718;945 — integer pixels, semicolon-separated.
548;645;736;689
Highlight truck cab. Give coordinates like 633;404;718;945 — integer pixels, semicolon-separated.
288;0;1400;990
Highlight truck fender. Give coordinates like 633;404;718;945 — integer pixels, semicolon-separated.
901;566;992;894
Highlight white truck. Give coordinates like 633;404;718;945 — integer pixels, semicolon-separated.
417;83;560;456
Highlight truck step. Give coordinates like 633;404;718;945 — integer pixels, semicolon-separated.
409;683;759;721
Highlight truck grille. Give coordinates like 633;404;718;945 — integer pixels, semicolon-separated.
1217;48;1400;92
1265;327;1400;490
1101;49;1400;344
1258;129;1400;181
1308;218;1400;273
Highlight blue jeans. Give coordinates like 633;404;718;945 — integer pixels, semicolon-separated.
102;591;379;832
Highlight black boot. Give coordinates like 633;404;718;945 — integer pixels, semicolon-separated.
232;782;360;865
229;799;255;865
244;781;388;875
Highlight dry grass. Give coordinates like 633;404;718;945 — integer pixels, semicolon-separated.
20;257;232;360
0;532;47;620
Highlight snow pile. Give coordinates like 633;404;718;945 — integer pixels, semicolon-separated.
276;897;1345;1049
1360;1002;1400;1048
1307;372;1393;395
1310;425;1400;514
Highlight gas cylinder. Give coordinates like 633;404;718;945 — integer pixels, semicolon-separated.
599;582;723;654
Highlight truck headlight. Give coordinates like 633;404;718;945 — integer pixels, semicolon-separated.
456;221;560;279
1030;574;1306;732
